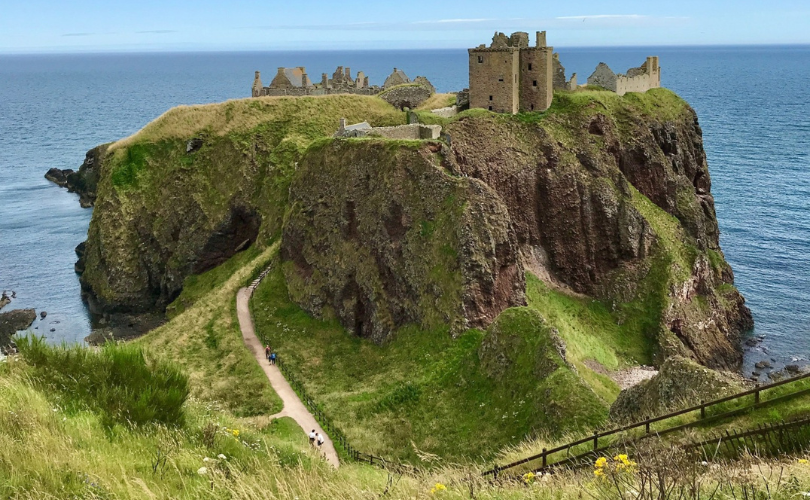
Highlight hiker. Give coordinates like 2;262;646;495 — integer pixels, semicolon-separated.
264;345;271;361
309;429;316;446
317;433;325;448
270;351;277;365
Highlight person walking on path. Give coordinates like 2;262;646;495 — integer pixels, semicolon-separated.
317;433;325;449
309;429;316;446
270;351;277;365
265;345;271;361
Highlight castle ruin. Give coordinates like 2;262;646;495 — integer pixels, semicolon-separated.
252;66;428;98
586;57;661;96
468;31;555;114
468;31;661;114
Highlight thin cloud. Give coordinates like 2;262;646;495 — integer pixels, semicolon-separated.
136;30;178;34
556;14;689;21
413;18;498;24
61;33;96;37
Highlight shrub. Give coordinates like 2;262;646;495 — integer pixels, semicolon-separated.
17;336;189;428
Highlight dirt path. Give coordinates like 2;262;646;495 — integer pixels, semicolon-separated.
236;287;340;468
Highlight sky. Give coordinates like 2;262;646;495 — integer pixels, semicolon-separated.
2;0;810;53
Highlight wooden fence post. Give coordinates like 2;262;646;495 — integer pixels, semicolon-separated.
542;448;547;468
593;431;599;452
755;384;760;404
700;400;706;419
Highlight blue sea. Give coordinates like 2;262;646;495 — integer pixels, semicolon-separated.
0;47;808;374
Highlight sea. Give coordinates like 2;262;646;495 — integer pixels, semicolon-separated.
0;46;808;374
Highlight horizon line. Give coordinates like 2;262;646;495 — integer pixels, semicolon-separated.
2;41;810;56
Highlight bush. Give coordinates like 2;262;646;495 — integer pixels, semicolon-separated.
17;336;189;428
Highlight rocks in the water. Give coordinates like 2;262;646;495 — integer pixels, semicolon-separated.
44;144;106;208
49;328;55;332
754;360;771;370
0;291;10;310
45;167;74;187
0;308;37;352
785;364;801;374
40;311;47;319
84;312;166;346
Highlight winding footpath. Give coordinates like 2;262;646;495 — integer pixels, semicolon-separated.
236;286;340;468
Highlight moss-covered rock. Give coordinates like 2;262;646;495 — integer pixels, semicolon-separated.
479;307;606;430
281;139;525;343
609;355;746;422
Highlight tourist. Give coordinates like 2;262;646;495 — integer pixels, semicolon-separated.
270;351;277;365
264;345;271;361
309;429;316;446
317;433;325;448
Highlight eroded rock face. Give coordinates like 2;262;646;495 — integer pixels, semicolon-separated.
444;99;752;369
281;141;525;343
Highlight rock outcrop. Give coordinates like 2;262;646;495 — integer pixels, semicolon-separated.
0;309;36;352
609;356;745;422
45;144;106;208
281;140;525;342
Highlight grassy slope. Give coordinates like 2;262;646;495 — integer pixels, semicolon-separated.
139;243;283;417
253;259;607;463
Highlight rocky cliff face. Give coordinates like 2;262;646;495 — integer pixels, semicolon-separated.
281;140;525;342
438;91;752;368
67;90;751;368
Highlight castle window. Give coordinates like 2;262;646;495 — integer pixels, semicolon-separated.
478;55;484;63
489;95;493;101
488;106;493;111
528;63;533;71
531;104;535;111
498;77;504;82
533;80;537;87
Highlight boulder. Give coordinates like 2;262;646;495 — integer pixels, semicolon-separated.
609;356;746;422
0;309;37;351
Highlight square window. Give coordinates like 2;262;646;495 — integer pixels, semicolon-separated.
498;78;504;82
489;95;493;101
528;63;533;71
488;106;493;111
478;56;484;63
533;80;537;87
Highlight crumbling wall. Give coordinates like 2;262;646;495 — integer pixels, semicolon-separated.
587;63;618;92
380;85;432;110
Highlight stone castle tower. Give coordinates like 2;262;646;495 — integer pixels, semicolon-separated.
468;31;554;114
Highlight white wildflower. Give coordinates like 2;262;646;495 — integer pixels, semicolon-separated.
203;457;210;462
197;467;208;475
217;454;227;460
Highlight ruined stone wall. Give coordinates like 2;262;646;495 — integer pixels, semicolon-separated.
587;63;618;92
615;57;661;96
519;47;553;112
469;48;519;114
365;124;442;140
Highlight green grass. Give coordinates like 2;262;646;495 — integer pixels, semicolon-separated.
17;336;189;429
251;260;607;464
139;244;283;417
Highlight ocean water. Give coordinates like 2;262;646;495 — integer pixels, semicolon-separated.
0;47;808;373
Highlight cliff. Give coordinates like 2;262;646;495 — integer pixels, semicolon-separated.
66;89;751;370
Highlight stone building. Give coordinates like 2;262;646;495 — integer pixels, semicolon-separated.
468;31;554;114
251;66;430;98
586;57;661;96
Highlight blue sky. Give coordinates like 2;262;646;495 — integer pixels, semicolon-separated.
2;0;810;53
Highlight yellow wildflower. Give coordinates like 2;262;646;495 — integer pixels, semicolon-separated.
523;472;536;483
799;459;808;464
595;457;607;468
594;469;605;477
232;429;240;437
430;483;447;495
